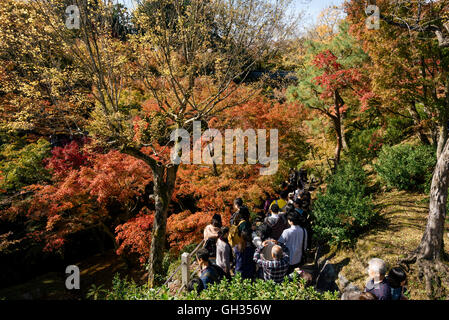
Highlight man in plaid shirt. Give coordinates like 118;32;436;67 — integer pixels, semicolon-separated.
253;239;290;283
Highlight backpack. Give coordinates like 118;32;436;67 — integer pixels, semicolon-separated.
228;220;245;247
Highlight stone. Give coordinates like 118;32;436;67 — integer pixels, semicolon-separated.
338;273;362;300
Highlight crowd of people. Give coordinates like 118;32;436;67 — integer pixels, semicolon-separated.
187;168;409;301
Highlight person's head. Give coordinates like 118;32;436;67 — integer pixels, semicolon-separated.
284;203;294;214
196;248;210;266
367;258;387;282
256;223;272;241
187;278;204;293
358;292;378;300
294;198;303;209
280;190;289;200
255;210;265;223
271;245;283;260
211;214;222;228
288;192;294;201
270;204;280;214
239;206;250;222
287;211;301;226
387;267;407;288
234;197;243;210
218;226;229;241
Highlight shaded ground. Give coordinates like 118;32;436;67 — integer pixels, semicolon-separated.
324;189;449;300
0;250;146;300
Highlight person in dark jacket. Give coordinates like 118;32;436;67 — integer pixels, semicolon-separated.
298;168;308;190
288;168;299;192
196;248;220;289
230;197;249;226
264;204;289;240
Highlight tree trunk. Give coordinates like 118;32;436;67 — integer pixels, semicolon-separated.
148;165;178;287
408;101;430;146
437;121;448;160
120;146;179;288
332;90;345;168
417;141;448;261
438;82;449;158
402;138;449;297
340;107;348;150
334;121;342;167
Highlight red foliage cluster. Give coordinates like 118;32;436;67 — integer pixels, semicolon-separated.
15;150;152;254
3;93;310;265
312;50;342;71
45;141;90;180
115;208;154;265
313;50;364;103
367;130;384;153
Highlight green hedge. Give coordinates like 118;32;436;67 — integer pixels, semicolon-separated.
374;144;435;192
311;161;376;245
96;273;339;300
348;128;383;162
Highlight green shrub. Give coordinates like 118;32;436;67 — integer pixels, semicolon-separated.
374;144;435;192
348;127;383;162
382;116;414;146
101;272;339;300
311;161;376;245
0;138;51;192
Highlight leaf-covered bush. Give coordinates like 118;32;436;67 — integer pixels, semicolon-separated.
0;138;51;192
374;144;436;192
312;161;376;245
348;128;383;162
100;273;339;300
382;116;414;146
